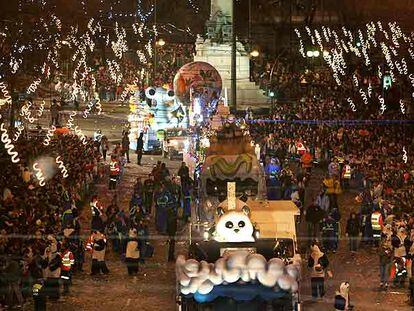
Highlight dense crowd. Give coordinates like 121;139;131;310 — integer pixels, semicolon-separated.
247;63;414;303
51;43;194;105
0;133;102;308
251;53;413;120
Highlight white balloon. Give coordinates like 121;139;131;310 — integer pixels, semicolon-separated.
198;280;215;295
246;254;267;280
184;259;200;278
277;274;293;291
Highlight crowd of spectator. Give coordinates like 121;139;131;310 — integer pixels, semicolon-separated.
251;51;413;120
0;133;101;308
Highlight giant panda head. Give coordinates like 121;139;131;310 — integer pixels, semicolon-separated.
145;87;175;107
214;206;255;243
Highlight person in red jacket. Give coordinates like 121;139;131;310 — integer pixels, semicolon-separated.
301;152;313;173
109;155;120;190
60;241;74;294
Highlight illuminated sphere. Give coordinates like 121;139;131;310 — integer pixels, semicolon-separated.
173;61;222;105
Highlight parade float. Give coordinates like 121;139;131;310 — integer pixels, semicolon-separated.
174;61;223;125
174;61;224;177
176;195;301;310
128;86;188;152
176;122;301;311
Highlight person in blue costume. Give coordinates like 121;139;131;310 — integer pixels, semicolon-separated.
265;158;282;200
155;183;169;233
182;183;192;222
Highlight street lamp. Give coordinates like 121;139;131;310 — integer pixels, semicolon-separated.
156;38;166;47
250;50;260;57
306;50;320;58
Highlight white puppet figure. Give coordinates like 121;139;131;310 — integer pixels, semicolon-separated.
334;281;351;311
213;206;255;243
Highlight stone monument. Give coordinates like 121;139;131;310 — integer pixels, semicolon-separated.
194;0;268;109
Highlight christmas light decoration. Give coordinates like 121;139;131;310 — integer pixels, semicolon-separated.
0;82;12;107
347;98;357;112
33;162;46;187
0;122;20;163
359;89;368;105
66;111;77;129
13;125;24;142
20;101;36;123
37;101;45;117
403;147;408;164
378;95;386;114
43;125;56;146
73;126;88;145
400;99;406;114
55;156;69;178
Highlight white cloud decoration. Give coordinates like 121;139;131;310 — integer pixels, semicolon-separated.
176;251;301;296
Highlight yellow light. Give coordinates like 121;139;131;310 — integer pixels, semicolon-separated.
156;38;166;47
250;50;260;57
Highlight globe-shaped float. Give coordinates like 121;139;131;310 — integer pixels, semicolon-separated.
174;61;222;105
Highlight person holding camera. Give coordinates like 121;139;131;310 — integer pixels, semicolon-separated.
308;244;330;300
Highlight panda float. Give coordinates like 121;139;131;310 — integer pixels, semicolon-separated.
176;207;301;297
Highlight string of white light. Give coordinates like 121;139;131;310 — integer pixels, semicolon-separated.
33;162;46;186
0;122;20;163
13;125;25;142
43;125;56;146
55;156;69;178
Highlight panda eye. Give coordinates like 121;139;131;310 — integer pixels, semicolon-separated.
225;221;233;229
238;221;245;228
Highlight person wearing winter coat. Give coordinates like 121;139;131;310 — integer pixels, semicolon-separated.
391;227;410;259
121;131;131;163
308;244;330;299
32;278;47;311
305;204;326;243
4;256;24;308
89;231;109;275
41;236;61;300
143;175;155;215
136;220;150;264
321;216;336;253
346;212;361;252
125;229;140;275
60;242;74;294
90;195;104;233
136;132;144;165
167;207;178;262
379;239;393;289
315;189;330;213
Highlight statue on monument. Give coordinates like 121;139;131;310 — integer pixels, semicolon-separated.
213;10;230;43
205;0;233;43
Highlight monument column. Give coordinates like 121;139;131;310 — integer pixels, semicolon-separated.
194;0;268;109
210;0;233;19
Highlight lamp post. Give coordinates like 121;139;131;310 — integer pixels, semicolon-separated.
153;0;157;83
231;0;237;110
